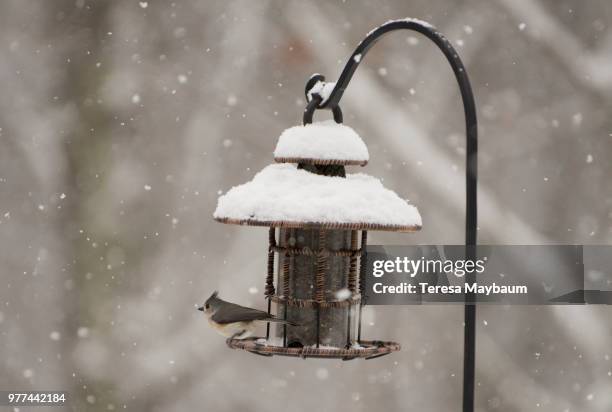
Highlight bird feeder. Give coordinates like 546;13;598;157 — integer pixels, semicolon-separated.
212;16;478;374
214;116;421;359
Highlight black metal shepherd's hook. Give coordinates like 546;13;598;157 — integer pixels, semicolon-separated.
303;18;478;412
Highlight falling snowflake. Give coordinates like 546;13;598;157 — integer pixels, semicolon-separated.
334;288;351;300
316;368;329;380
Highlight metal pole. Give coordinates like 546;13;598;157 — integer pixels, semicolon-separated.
303;18;478;412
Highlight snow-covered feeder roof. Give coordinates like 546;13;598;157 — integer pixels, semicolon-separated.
214;164;421;232
273;120;369;166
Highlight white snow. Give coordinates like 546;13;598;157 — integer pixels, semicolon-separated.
334;288;352;300
255;336;283;346
315;368;329;380
365;19;435;43
226;94;237;106
77;327;90;338
306;80;336;104
213;163;421;229
400;17;435;29
274;120;369;164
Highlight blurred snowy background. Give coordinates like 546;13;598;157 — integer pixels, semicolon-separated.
1;0;611;411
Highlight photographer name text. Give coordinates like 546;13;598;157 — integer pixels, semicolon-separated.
372;282;528;295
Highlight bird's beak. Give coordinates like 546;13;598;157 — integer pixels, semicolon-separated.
197;306;204;312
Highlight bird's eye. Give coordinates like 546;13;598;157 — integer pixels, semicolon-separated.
205;304;210;309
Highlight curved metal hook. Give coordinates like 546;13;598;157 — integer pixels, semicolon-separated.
304;18;478;412
306;18;477;244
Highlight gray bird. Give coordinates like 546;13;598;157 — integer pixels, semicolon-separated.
198;291;296;340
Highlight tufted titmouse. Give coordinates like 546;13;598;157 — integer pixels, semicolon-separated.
198;291;296;340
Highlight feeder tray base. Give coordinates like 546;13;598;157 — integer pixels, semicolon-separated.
226;337;400;360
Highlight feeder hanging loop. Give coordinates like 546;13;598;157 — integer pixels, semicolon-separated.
303;73;344;125
303;93;343;125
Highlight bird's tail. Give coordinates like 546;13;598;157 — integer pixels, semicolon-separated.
265;317;299;327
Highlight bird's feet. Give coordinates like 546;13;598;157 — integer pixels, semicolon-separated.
226;330;247;347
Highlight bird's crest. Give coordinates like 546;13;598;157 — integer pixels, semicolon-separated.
205;290;219;305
